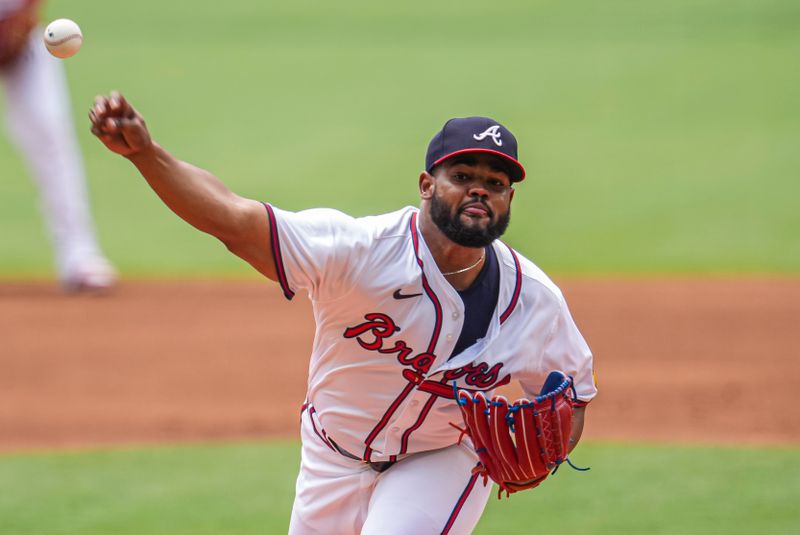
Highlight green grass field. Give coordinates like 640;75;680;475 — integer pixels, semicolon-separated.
1;441;798;534
1;0;798;277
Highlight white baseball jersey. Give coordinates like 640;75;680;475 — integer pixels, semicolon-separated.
265;204;596;464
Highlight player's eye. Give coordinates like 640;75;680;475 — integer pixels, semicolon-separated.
453;173;470;182
487;178;510;193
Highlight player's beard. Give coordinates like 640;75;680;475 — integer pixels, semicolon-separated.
430;193;510;248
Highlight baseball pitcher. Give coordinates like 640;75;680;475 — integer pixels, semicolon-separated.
90;91;597;534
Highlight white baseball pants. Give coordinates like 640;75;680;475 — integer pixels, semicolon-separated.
1;29;106;281
290;405;493;535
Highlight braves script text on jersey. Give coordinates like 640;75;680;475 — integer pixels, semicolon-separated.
267;205;596;534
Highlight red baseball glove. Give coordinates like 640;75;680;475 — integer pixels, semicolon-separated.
456;370;577;498
0;1;39;67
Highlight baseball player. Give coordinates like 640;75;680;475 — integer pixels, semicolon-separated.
89;91;597;534
1;0;115;291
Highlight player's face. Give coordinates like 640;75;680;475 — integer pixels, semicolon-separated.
428;154;513;247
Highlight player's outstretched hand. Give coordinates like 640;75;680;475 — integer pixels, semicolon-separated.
89;91;152;158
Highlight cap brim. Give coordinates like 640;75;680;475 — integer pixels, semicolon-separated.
431;148;526;182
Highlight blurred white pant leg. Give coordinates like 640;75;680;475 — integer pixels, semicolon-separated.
361;442;493;535
1;29;108;281
289;407;376;535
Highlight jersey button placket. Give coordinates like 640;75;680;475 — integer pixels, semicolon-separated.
444;301;464;352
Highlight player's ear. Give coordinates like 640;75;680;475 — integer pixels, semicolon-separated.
419;171;435;200
509;188;515;202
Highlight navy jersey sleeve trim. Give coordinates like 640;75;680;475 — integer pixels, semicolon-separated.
262;202;295;300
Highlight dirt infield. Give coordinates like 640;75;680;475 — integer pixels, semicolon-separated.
1;279;798;452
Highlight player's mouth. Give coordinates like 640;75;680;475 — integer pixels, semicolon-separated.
460;202;492;219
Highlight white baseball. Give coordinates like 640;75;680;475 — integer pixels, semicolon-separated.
43;19;83;59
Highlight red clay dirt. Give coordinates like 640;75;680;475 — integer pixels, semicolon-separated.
1;279;798;452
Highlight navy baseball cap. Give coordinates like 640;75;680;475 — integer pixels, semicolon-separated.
425;116;526;182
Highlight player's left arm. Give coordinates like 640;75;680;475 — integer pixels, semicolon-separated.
569;405;586;453
537;297;597;455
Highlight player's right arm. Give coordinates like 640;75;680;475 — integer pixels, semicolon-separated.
89;91;277;281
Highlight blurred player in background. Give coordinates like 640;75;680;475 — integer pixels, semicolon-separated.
0;0;115;291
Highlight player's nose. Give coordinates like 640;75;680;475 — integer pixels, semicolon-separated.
466;181;490;199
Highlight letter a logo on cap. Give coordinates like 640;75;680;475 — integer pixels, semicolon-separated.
473;125;503;147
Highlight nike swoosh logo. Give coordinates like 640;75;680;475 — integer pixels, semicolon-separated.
393;289;423;300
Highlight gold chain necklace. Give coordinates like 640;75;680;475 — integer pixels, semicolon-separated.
441;250;486;276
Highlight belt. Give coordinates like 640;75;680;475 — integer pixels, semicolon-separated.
329;438;396;473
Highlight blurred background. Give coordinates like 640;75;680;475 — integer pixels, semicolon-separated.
1;0;798;533
3;0;797;277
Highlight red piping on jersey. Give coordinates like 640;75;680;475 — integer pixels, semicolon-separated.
498;241;522;324
399;387;439;453
441;469;481;534
362;382;416;461
362;212;444;460
306;405;335;452
262;203;295;300
410;213;444;354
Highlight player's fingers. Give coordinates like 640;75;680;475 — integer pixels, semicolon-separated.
88;108;106;127
109;91;140;121
93;95;108;117
110;91;132;116
103;117;120;133
90;124;124;149
109;90;126;114
90;121;115;137
113;116;142;133
94;94;128;119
